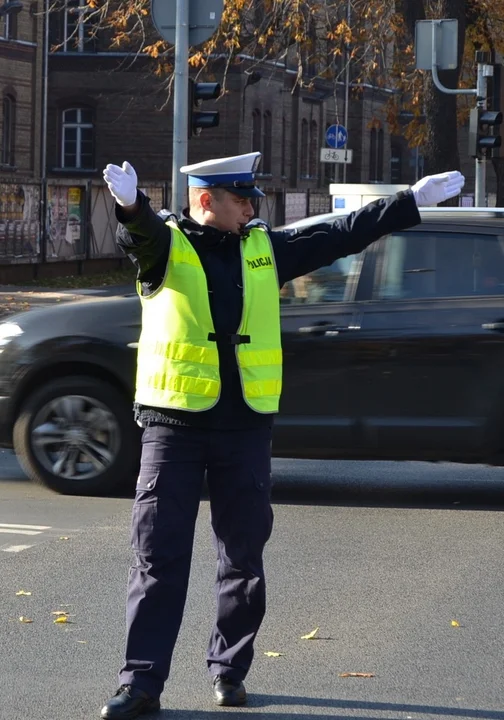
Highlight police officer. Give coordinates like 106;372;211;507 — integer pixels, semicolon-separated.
100;153;464;719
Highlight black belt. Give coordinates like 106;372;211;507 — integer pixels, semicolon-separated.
208;332;251;345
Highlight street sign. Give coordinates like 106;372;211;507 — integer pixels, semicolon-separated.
320;148;353;164
151;0;224;46
415;19;458;71
326;124;348;149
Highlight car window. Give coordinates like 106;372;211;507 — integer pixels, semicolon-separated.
280;253;361;305
375;231;504;300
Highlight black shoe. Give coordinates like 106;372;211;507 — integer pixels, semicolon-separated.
212;675;247;706
100;685;161;719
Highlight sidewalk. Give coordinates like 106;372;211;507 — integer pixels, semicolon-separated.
0;283;135;319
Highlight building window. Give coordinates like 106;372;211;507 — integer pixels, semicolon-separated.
262;111;272;174
390;142;402;183
63;0;93;52
1;9;18;40
308;120;318;178
61;108;94;169
370;127;384;182
252;109;262;153
377;128;384;181
2;95;15;166
300;119;309;178
281;115;287;178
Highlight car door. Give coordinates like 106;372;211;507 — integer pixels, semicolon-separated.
353;224;504;460
273;249;374;458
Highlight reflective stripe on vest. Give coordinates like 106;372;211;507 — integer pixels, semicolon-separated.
134;222;282;413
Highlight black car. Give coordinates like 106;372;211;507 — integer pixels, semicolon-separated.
2;207;504;495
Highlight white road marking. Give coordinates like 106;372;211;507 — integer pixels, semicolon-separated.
0;523;51;530
2;545;33;553
0;528;42;535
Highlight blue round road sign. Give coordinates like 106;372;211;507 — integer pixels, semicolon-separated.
326;124;348;149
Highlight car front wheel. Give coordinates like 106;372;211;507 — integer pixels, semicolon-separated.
13;376;140;495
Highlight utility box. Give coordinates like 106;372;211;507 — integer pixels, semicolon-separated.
330;183;410;213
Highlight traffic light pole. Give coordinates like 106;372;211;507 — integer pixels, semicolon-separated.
417;22;503;207
172;0;189;215
475;62;487;207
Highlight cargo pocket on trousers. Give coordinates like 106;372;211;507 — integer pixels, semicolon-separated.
131;464;160;554
252;456;272;492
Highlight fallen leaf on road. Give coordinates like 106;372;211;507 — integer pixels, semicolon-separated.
19;616;33;623
77;640;87;644
264;651;284;657
301;627;319;640
51;611;69;616
451;620;460;627
59;536;69;540
339;672;375;678
15;590;32;596
54;616;70;624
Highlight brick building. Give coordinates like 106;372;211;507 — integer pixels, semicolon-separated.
0;1;426;280
0;0;43;268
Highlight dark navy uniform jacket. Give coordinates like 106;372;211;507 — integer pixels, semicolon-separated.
116;189;421;430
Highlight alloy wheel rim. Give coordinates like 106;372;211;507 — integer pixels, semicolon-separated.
31;394;120;481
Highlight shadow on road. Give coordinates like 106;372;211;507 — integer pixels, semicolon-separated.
3;450;504;511
142;695;504;720
269;475;504;510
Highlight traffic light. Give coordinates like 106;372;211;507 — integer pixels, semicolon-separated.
468;106;503;158
188;79;221;138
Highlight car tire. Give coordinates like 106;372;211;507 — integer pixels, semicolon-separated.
13;376;140;496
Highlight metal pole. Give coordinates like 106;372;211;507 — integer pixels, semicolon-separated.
342;0;350;183
172;0;189;215
430;24;477;97
475;62;486;207
40;0;49;263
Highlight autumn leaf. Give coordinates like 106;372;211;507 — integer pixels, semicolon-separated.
19;616;33;623
51;611;70;616
301;627;319;640
264;651;284;657
54;616;70;624
339;672;375;678
451;620;460;627
15;590;32;596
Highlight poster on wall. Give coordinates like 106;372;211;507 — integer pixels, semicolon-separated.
0;183;40;260
47;186;85;258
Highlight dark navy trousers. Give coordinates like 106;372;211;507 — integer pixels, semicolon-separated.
118;423;274;698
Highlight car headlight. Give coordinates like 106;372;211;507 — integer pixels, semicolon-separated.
0;322;23;351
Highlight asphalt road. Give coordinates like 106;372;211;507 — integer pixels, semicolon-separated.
1;451;504;720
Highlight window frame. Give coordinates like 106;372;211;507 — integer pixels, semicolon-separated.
300;118;309;179
262;110;272;174
63;0;91;52
60;106;94;170
1;10;17;40
1;94;16;167
251;108;262;154
369;127;384;182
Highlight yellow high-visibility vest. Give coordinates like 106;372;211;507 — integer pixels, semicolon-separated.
135;221;282;413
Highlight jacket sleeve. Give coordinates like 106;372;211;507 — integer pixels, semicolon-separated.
269;189;421;285
115;190;173;276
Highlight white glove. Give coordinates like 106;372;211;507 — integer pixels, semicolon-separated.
411;170;465;207
103;161;138;207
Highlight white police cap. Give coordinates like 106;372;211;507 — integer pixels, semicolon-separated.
180;151;265;198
